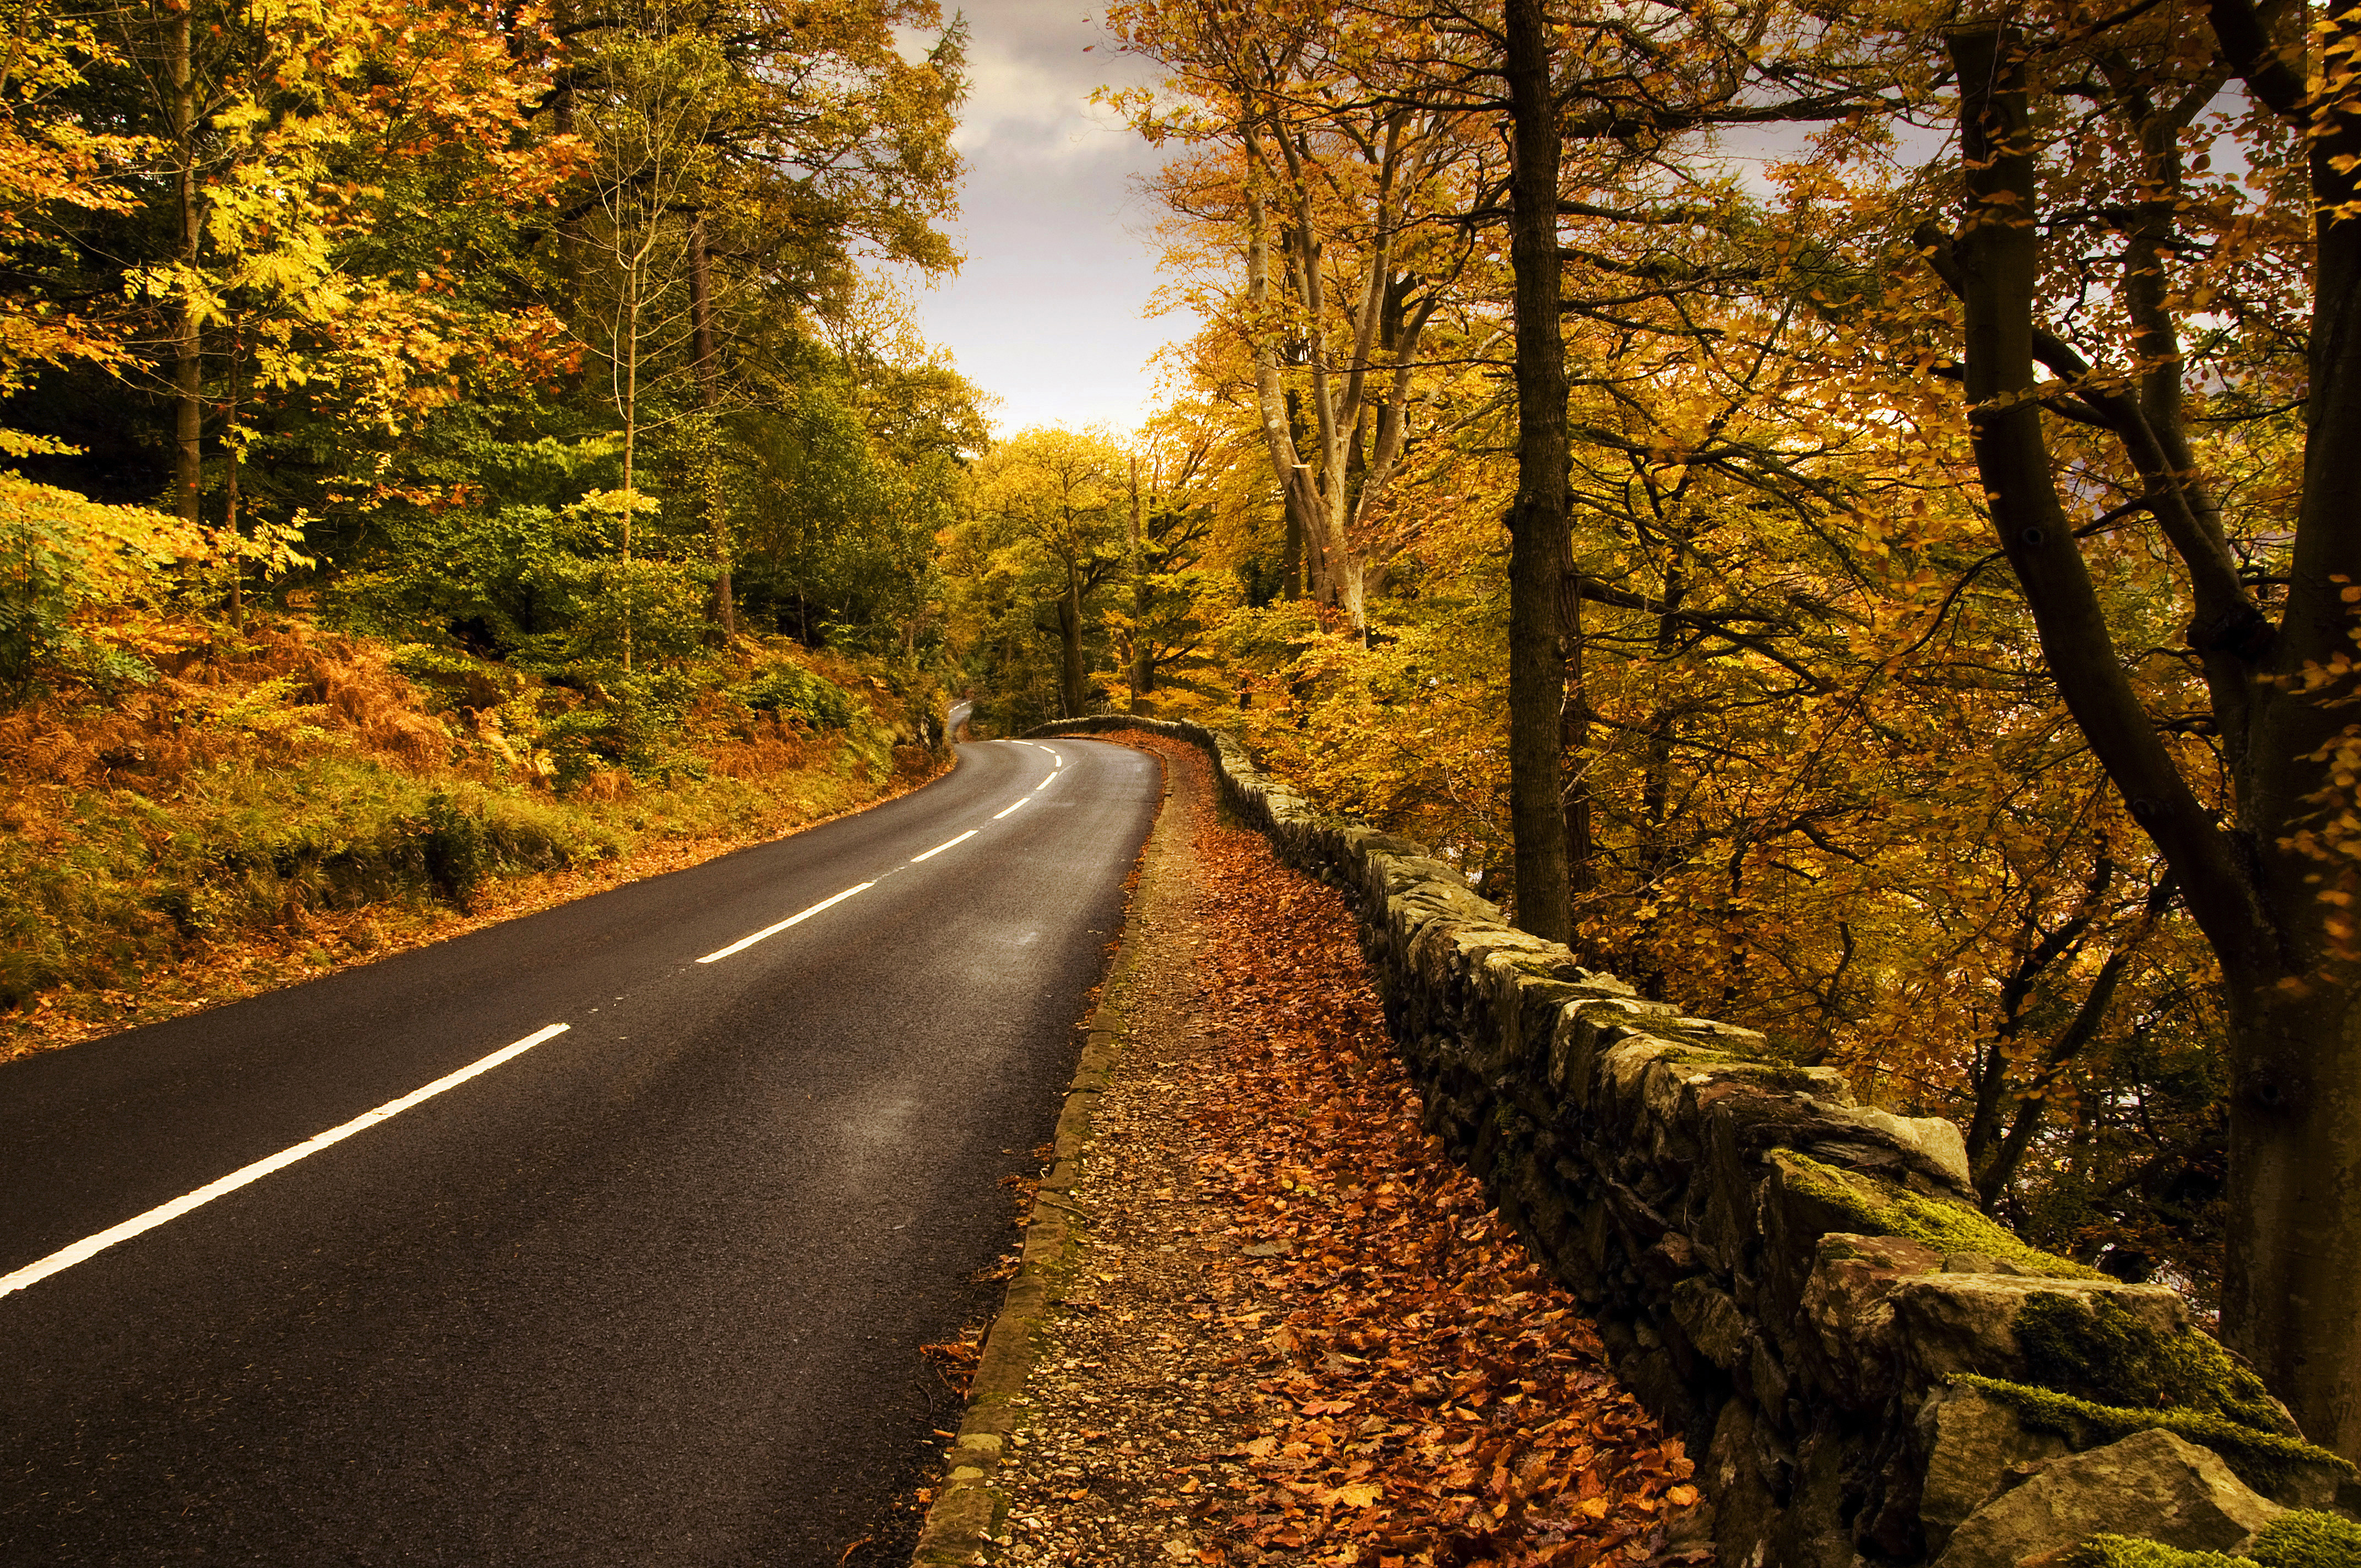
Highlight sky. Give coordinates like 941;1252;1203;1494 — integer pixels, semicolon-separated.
903;1;1188;438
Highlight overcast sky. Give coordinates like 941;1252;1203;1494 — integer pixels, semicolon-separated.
905;2;1185;438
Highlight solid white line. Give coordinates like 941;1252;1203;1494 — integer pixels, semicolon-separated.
911;830;978;862
697;883;874;963
0;1023;572;1303
993;798;1028;819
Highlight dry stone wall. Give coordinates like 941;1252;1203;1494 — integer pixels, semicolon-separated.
1027;717;2354;1567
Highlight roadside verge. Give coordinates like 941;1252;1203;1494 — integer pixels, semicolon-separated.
911;738;1173;1565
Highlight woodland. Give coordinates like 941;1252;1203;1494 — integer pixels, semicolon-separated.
1;0;978;1045
4;0;2358;1476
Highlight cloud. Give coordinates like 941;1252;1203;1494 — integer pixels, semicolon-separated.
905;1;1195;434
947;7;1156;164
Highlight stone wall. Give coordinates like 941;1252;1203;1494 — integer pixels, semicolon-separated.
1027;717;2353;1567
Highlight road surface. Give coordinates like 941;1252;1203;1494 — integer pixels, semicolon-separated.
0;737;1159;1566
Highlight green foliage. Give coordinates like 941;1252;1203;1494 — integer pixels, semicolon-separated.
728;373;956;653
0;462;196;695
729;660;854;729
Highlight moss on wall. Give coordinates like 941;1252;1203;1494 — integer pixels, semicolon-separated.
2246;1512;2361;1568
1957;1376;2352;1501
2056;1539;2244;1568
2014;1292;2297;1435
1775;1152;2105;1278
2055;1513;2361;1568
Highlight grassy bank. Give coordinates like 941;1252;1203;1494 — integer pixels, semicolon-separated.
2;616;943;1060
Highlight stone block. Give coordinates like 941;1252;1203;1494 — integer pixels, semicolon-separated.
1672;1276;1751;1372
1914;1381;2072;1556
1885;1273;2193;1395
1929;1429;2284;1568
1796;1232;1945;1406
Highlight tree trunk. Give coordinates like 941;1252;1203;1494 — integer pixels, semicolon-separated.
2225;983;2361;1458
2222;0;2361;1459
169;1;201;525
1245;183;1322;596
1503;0;1571;943
1129;455;1150;710
690;216;733;638
1563;583;1594;896
1058;569;1086;718
1949;16;2361;1455
224;330;242;625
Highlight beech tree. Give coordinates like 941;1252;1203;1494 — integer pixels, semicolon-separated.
1921;5;2361;1454
1109;0;1496;627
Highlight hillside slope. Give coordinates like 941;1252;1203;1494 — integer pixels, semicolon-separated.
2;616;943;1060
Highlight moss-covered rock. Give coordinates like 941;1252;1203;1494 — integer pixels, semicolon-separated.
2014;1292;2296;1435
2055;1513;2361;1568
2054;1538;2246;1568
1957;1376;2352;1505
2246;1511;2361;1568
1774;1151;2104;1278
1931;1428;2283;1568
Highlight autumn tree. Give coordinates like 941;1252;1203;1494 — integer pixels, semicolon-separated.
955;428;1131;721
1109;0;1497;627
1894;3;2361;1452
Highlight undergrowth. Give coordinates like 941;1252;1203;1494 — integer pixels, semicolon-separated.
2;614;940;1057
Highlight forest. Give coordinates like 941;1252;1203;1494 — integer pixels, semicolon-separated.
4;0;2357;1464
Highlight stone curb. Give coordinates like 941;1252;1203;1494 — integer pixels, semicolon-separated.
908;741;1171;1567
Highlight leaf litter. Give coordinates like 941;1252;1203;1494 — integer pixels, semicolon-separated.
980;734;1705;1568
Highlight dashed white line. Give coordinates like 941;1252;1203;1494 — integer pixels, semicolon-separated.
2;747;1101;1307
911;830;978;862
0;1023;573;1303
697;883;875;963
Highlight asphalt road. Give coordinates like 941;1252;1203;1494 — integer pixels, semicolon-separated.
0;737;1160;1566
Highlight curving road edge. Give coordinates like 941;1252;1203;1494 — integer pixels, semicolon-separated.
911;741;1177;1567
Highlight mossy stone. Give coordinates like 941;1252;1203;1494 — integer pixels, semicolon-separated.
1774;1150;2103;1279
2053;1537;2245;1568
1957;1376;2353;1503
2053;1514;2361;1568
2246;1511;2361;1568
2015;1291;2296;1435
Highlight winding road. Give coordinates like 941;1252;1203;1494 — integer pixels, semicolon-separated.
0;737;1160;1566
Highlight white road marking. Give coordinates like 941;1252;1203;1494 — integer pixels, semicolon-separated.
911;830;978;862
0;1023;572;1303
993;798;1028;819
697;883;875;963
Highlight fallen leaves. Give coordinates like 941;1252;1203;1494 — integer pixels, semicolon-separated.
1159;736;1706;1567
974;736;1705;1568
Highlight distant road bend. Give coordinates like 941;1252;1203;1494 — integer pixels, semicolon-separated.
0;737;1160;1566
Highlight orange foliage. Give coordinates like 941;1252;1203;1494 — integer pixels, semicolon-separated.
1170;735;1706;1567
